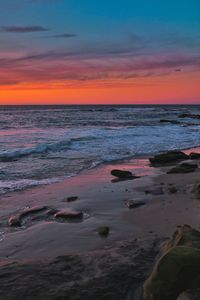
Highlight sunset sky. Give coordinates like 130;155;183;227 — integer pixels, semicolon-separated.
0;0;199;104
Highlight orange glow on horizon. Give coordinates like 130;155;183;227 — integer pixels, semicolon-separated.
0;72;199;105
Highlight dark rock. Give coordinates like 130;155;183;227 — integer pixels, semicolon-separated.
0;238;160;300
167;163;198;174
150;187;164;195
54;209;83;220
192;183;200;199
160;119;179;124
189;152;200;160
46;208;59;216
179;114;200;119
98;226;110;237
168;186;178;194
111;169;137;179
0;156;18;162
143;225;200;300
66;196;79;202
145;190;151;194
126;200;146;209
149;151;189;166
8;216;21;227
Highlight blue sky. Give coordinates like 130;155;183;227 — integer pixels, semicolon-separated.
0;0;199;104
0;0;199;52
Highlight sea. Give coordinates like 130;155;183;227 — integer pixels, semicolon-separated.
0;104;199;195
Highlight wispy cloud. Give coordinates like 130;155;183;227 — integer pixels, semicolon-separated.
0;26;49;33
0;47;199;89
48;33;77;38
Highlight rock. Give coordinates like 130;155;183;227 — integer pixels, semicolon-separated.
111;169;137;179
179;114;200;119
0;156;18;162
0;238;159;300
54;209;83;220
150;187;164;195
143;225;200;300
164;224;200;250
167;163;198;174
192;183;200;199
8;206;47;227
20;206;47;218
177;289;200;300
168;186;178;194
160;119;179;124
145;187;164;195
8;216;21;227
126;200;146;209
98;226;110;237
46;208;59;216
149;151;189;166
189;152;200;160
66;196;79;202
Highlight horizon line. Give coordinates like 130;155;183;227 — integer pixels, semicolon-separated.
0;103;200;106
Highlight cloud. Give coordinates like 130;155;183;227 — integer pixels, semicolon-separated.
0;26;49;33
48;33;77;38
0;34;199;89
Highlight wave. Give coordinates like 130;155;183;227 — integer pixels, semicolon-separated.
0;177;62;195
0;136;97;160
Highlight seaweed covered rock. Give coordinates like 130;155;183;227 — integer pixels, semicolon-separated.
111;169;137;179
143;225;200;300
167;163;198;174
149;151;189;166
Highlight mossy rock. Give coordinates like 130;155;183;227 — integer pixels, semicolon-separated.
144;226;200;300
166;225;200;250
177;289;200;300
189;153;200;160
149;151;189;166
144;246;200;300
98;226;110;237
167;163;198;174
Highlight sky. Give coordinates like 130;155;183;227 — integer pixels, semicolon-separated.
0;0;199;104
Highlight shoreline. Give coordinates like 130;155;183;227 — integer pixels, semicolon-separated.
1;144;200;197
0;146;200;299
0;147;200;260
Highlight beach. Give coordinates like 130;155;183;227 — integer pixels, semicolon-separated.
0;147;200;299
0;0;199;297
0;105;200;299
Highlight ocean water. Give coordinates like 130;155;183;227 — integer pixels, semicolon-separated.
0;104;199;194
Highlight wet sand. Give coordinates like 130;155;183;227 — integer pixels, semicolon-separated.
0;158;161;260
0;148;200;262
